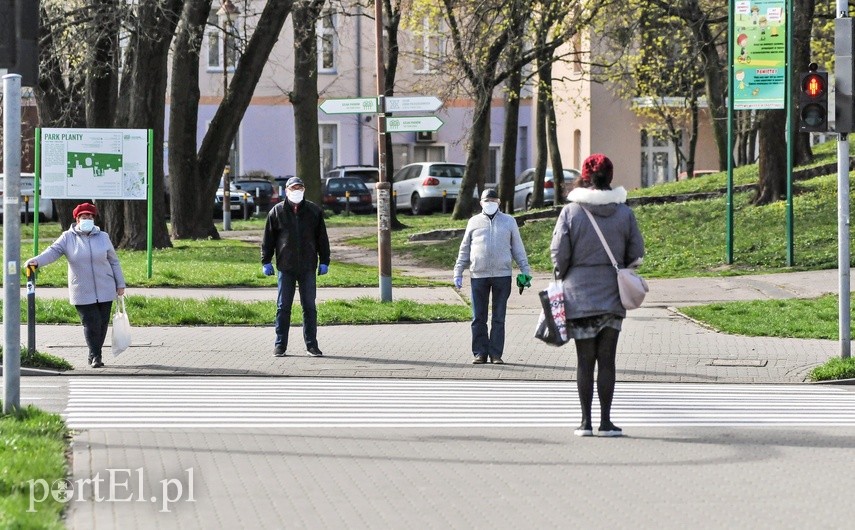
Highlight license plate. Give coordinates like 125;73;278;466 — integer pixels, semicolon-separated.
338;197;360;203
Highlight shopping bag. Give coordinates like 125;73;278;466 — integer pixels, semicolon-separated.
534;281;569;346
111;295;132;357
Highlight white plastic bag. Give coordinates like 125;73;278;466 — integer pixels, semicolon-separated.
111;295;132;357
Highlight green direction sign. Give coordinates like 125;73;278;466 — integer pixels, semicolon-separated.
319;97;378;114
385;116;443;133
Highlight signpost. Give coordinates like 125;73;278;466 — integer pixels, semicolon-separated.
385;116;443;133
385;96;442;113
319;92;444;302
319;97;378;114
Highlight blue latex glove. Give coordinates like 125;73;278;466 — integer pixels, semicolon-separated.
453;276;463;289
262;263;275;276
318;264;329;275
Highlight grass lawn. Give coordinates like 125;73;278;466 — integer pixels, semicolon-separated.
4;295;471;327
19;237;442;288
0;405;68;529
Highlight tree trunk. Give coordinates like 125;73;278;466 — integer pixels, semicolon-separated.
753;110;787;205
104;0;182;250
383;0;406;229
792;0;815;166
499;76;521;213
174;0;294;239
532;72;548;209
545;64;564;206
290;1;325;205
169;0;214;239
85;0;119;129
452;91;492;219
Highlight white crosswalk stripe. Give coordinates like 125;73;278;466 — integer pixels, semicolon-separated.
64;378;855;429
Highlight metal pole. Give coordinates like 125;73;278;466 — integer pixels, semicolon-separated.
375;0;392;302
3;74;23;413
839;0;851;359
785;0;794;266
726;0;735;264
223;164;232;230
222;8;232;231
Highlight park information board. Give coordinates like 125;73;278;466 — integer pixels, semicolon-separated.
732;0;787;110
39;128;148;199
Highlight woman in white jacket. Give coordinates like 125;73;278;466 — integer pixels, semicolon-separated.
26;203;126;368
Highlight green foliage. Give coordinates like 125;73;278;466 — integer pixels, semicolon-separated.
18;238;443;288
0;346;73;371
5;295;470;327
680;294;845;340
810;357;855;382
0;405;68;529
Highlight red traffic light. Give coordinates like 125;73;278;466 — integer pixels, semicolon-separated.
802;73;826;98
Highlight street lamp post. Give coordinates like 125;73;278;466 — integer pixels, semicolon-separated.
218;0;240;231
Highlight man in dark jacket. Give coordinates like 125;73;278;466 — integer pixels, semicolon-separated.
261;177;331;357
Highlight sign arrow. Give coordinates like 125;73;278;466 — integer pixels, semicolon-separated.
319;97;378;114
385;96;442;113
385;116;443;133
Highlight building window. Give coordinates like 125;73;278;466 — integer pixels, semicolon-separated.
318;11;336;73
488;146;501;183
413;16;444;73
207;10;239;71
640;129;679;187
413;145;446;163
319;124;338;175
518;126;528;173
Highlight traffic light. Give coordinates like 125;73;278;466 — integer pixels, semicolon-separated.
798;66;828;133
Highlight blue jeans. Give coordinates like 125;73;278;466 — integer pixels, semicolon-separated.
470;276;512;359
275;269;318;350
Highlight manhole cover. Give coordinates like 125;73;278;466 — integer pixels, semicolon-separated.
707;359;768;367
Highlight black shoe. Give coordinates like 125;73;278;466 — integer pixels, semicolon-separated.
472;355;487;364
90;357;104;368
306;346;324;357
273;345;287;357
598;422;623;437
491;357;504;364
574;422;593;437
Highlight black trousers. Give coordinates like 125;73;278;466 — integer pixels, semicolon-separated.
75;301;113;361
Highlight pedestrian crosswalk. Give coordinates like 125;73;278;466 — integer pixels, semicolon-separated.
64;377;855;429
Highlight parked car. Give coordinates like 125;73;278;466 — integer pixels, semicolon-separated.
0;173;57;222
214;178;254;219
234;178;279;214
325;165;379;209
513;167;580;211
392;162;476;215
321;176;373;214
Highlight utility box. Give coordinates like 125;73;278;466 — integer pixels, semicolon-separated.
835;18;855;133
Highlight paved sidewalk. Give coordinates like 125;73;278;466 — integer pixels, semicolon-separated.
24;269;848;383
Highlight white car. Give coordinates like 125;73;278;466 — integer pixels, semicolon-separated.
392;162;476;215
513;168;580;211
0;173;57;221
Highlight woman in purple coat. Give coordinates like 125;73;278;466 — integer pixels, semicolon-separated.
550;154;645;437
26;203;126;368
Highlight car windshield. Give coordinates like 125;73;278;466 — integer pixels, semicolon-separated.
328;178;368;191
346;169;378;183
427;165;465;178
236;180;272;192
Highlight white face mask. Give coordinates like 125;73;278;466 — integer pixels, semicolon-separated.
287;189;304;204
78;219;95;232
481;201;499;215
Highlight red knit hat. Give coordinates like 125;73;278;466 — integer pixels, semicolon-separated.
72;202;98;218
581;154;613;185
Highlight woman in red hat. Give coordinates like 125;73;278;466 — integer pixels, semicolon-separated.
550;154;645;438
26;202;126;368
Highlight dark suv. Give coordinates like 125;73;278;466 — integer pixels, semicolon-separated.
234;178;280;214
